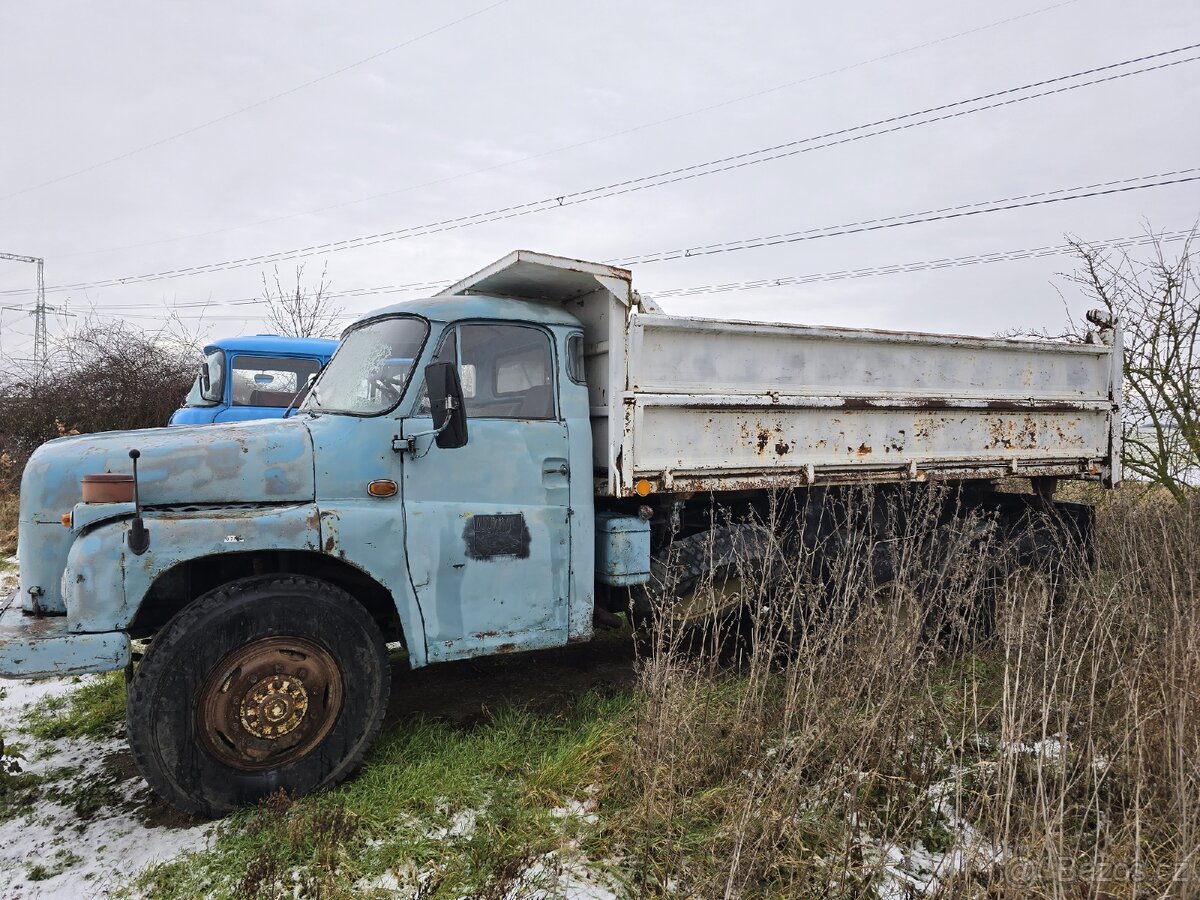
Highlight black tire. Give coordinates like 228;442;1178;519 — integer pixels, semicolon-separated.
127;574;389;817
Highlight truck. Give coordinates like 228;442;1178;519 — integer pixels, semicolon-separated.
168;334;338;425
0;250;1122;816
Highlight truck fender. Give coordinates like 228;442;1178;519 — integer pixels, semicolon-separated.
63;503;323;632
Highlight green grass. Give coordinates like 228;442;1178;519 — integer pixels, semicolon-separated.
26;848;82;881
22;671;127;741
1;672;128;824
131;690;632;900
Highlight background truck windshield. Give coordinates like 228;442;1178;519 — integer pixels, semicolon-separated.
230;355;321;408
304;316;427;415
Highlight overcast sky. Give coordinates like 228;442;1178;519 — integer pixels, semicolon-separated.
1;0;1198;363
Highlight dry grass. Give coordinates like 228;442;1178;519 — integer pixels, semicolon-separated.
0;488;16;558
603;486;1200;898
50;482;1197;897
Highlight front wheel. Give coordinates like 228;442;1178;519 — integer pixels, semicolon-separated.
127;575;390;817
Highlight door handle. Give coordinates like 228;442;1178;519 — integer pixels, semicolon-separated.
544;463;570;476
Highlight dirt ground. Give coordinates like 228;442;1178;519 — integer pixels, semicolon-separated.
384;627;638;726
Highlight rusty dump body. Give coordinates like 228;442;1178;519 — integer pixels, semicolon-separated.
450;251;1122;498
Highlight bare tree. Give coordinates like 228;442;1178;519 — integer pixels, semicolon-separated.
261;262;342;338
1066;228;1199;502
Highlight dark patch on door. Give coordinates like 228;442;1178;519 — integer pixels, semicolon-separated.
463;514;531;560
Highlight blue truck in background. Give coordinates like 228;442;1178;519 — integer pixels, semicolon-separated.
0;250;1121;816
169;335;338;425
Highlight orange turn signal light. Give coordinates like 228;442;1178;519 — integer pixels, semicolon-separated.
367;479;398;498
635;479;653;497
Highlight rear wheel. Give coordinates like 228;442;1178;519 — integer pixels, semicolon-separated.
632;524;780;642
127;575;389;817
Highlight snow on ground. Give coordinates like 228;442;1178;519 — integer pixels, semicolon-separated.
1;564;213;898
507;788;620;900
503;849;623;900
0;553;620;900
862;763;1004;899
0;674;216;900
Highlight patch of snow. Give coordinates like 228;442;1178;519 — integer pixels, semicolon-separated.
549;797;598;826
502;845;622;900
0;676;90;736
356;870;405;892
436;807;479;840
0;674;215;900
860;762;1004;899
1001;733;1066;763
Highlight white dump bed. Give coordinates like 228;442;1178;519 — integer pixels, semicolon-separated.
451;251;1122;498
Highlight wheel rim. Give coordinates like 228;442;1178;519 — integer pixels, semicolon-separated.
197;636;344;772
669;568;747;624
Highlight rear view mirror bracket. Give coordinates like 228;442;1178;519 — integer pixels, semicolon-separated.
393;361;468;453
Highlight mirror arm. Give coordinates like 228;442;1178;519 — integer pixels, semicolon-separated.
392;397;458;453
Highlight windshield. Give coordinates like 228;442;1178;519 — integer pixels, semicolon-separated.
302;316;428;415
183;349;225;407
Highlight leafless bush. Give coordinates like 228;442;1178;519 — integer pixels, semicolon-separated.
0;314;200;489
613;486;1199;898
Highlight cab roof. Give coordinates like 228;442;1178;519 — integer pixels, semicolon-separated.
203;334;339;357
351;293;585;331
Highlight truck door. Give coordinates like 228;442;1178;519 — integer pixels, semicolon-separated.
402;323;572;662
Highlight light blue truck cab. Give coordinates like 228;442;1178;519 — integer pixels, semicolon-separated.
0;250;1111;816
0;252;648;816
168;334;338;425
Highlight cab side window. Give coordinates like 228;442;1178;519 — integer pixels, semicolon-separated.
417;324;556;420
460;324;555;420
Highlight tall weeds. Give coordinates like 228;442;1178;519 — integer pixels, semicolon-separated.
615;486;1200;898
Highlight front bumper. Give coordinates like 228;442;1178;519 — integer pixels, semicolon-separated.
0;592;130;679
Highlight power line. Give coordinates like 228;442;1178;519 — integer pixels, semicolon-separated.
55;0;1083;261
613;169;1200;265
1;278;453;312
6;41;1196;298
64;226;1197;323
642;228;1196;297
0;0;514;203
13;165;1199;324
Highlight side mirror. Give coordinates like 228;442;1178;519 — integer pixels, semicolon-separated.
198;365;220;402
424;361;468;449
